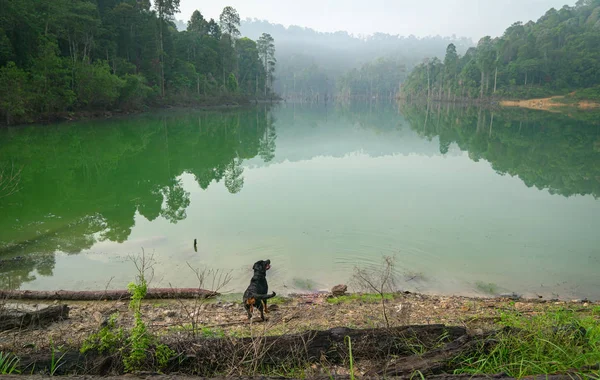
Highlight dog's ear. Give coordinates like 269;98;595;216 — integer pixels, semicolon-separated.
252;260;263;271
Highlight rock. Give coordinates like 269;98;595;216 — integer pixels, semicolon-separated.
499;292;521;300
164;310;177;317
268;304;279;312
92;311;103;324
331;284;348;297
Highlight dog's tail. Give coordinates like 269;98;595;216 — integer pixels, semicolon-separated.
253;291;276;300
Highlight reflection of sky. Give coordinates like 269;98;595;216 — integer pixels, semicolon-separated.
246;104;461;168
27;144;600;300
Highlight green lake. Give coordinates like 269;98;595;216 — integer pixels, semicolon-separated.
1;102;599;299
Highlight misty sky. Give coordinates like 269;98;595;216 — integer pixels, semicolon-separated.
178;0;575;39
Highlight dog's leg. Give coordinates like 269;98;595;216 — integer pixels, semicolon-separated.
261;299;269;314
260;304;265;321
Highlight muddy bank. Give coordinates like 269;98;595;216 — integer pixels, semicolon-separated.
500;96;600;111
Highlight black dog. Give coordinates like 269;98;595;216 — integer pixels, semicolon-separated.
243;259;276;321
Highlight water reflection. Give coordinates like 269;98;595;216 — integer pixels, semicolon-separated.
400;102;600;198
0;102;599;297
0;107;276;288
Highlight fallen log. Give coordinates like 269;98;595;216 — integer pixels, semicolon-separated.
375;334;476;376
168;324;467;375
0;288;218;301
0;304;69;331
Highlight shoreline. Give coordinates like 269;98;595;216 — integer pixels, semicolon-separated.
0;97;282;128
1;290;598;377
398;94;600;113
499;95;600;112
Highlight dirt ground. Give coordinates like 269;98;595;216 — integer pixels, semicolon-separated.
1;291;597;354
500;96;600;111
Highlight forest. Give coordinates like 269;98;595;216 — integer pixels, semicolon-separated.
240;19;473;101
0;0;277;125
401;0;600;101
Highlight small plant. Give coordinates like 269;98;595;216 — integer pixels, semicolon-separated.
49;339;67;376
80;251;176;373
81;313;125;354
344;336;355;380
352;255;399;328
0;352;20;374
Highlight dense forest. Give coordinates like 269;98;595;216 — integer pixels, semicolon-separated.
239;19;473;101
0;0;277;125
402;0;600;100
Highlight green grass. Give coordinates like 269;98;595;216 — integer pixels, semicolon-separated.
0;352;20;374
268;296;291;305
169;324;226;338
453;309;600;378
326;293;395;305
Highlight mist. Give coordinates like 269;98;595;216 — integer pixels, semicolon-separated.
178;0;575;40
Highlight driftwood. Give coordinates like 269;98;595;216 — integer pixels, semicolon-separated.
0;304;69;331
0;288;218;301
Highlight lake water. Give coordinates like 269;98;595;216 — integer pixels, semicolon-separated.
1;102;599;300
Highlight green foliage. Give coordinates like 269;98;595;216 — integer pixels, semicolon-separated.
0;1;269;124
170;324;226;338
226;72;238;93
119;74;152;109
75;61;125;109
0;352;20;374
48;339;67;376
569;85;600;101
0;62;30;124
81;313;125;354
123;275;151;372
453;309;600;377
403;1;600;100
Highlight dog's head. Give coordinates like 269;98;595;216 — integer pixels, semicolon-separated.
252;259;271;273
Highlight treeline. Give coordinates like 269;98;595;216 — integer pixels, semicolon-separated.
337;58;407;100
0;0;277;125
402;0;600;101
240;19;473;101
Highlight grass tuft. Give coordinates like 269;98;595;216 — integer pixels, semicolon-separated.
326;293;395;305
453;309;600;378
0;352;20;374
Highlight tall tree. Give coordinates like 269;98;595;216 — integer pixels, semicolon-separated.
218;7;240;84
257;33;276;96
219;6;240;41
154;0;181;97
187;10;207;34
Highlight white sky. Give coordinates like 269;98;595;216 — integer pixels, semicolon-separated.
177;0;575;39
